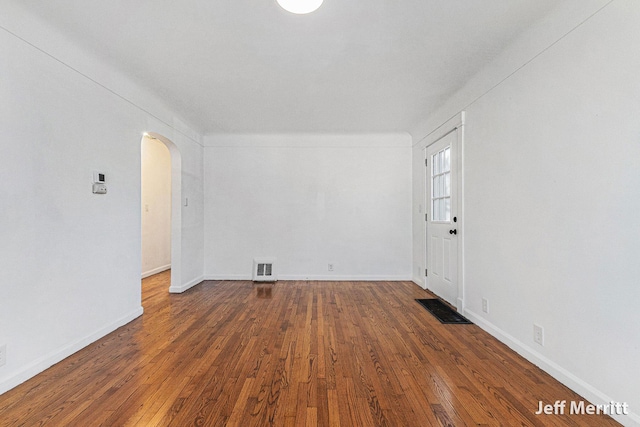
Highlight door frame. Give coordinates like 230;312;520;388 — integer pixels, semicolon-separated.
142;132;182;293
422;112;465;311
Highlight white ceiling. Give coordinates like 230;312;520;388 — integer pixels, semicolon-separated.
16;0;562;134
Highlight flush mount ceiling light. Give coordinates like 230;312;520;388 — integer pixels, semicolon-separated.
277;0;323;14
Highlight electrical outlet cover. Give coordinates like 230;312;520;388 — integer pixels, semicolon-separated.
533;324;544;346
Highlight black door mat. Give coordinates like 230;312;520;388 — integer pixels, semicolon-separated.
416;299;472;324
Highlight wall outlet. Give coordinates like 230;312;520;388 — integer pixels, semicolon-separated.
0;344;6;367
328;264;334;272
533;324;544;346
482;298;489;313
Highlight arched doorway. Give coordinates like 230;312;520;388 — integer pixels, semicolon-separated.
141;132;182;291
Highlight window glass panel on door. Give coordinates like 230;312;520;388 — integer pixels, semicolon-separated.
444;147;450;170
431;147;451;222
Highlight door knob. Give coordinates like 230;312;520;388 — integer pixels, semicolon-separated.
449;229;457;235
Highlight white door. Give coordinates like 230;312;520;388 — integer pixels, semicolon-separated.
426;130;459;306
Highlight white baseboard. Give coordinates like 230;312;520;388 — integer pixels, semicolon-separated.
204;274;251;281
141;264;171;279
463;309;640;427
205;274;412;282
412;277;426;289
0;306;143;396
169;276;204;293
279;275;412;281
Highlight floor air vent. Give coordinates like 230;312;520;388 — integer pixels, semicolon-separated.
253;258;277;282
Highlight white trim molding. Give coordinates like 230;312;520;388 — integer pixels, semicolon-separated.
204;275;413;282
169;276;204;294
278;275;412;282
0;307;143;396
141;264;171;279
464;309;640;427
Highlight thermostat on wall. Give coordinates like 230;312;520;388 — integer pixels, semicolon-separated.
93;171;107;194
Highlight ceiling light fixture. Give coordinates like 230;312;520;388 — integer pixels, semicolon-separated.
277;0;323;14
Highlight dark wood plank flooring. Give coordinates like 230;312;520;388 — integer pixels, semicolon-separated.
0;271;620;426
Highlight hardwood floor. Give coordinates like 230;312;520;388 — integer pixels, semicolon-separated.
0;271;620;426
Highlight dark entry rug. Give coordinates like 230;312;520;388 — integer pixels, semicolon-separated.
416;299;472;324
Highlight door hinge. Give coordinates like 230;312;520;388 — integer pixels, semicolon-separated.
425;269;428;276
425;158;428;167
425;213;428;221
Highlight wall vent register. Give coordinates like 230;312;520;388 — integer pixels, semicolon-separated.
257;263;272;276
253;258;277;282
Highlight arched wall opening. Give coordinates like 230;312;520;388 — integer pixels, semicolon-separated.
141;132;182;291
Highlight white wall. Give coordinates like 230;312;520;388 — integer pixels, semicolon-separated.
141;136;172;278
0;6;205;394
412;1;640;425
204;134;412;280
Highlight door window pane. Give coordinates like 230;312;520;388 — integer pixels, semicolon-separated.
444;198;451;221
444;173;450;196
444;147;450;171
431;146;452;222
